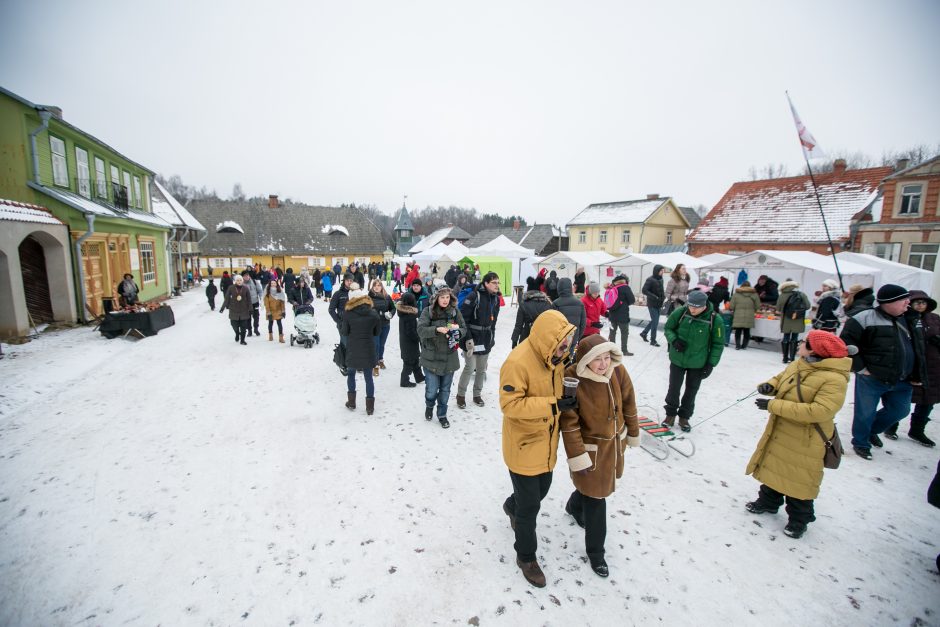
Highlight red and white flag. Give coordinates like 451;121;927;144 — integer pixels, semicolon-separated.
787;93;826;161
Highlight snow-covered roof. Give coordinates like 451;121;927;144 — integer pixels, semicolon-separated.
471;234;536;258
689;166;893;244
151;180;205;231
216;220;245;233
321;224;350;236
29;183;172;229
567;198;667;226
409;225;472;253
0;198;64;225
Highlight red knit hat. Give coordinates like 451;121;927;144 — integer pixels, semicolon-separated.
805;330;848;359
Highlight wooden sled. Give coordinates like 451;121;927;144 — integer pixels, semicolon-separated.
637;416;696;461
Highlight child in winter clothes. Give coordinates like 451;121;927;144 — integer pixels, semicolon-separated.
397;291;424;387
205;279;218;311
560;334;640;578
746;330;852;539
263;280;288;342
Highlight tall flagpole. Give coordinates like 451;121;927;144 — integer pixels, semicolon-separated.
787;91;845;291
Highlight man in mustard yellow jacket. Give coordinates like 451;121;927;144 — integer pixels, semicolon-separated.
499;310;576;588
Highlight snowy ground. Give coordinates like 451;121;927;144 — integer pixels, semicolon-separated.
1;287;938;626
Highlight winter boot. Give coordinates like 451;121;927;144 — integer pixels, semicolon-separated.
788;341;798;363
473;396;485;407
425;406;433;421
589;557;609;578
279;334;285;343
565;496;585;528
678;417;691;432
909;417;936;447
268;332;274;341
502;499;517;531
639;331;649;343
884;422;899;439
869;433;883;448
516;558;546;588
414;370;425;384
378;359;386;369
781;341;790;363
345;391;356;410
439;416;450;429
365;397;375;416
400;373;416;388
456;395;467;409
745;501;778;515
662;415;676;428
373;366;380;377
783;521;807;539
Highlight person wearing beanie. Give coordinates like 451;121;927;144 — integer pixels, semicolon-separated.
745;329;852;539
552;277;587;356
396;291;424;387
707;275;730;312
340;284;380;415
417;287;467;428
884;290;938;447
605;275;636;357
512;277;553;347
559;334;640;578
219;273;252;344
839;284;927;459
499;310;577;588
812;279;842;333
219;270;233;299
843;284;874;317
776;280;811;363
662;288;725;432
580;282;607;339
640;265;666;347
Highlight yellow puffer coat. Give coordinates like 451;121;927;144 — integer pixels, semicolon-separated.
746;356;851;500
500;310;576;476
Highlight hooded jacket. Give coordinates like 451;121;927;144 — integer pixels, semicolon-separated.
756;277;779;304
746;355;851;500
340;295;380;370
729;286;760;328
813;288;842;331
328;283;351;324
910;290;940;405
417;298;467;375
552;278;586;345
641;265;665;308
560;335;640;499
500;310;577;475
511;290;553;347
205;282;218;299
776;281;810;334
460;283;501;354
606;282;635;324
396;293;421;363
663;302;725;369
581;293;607;337
370;289;396;326
844;287;875;317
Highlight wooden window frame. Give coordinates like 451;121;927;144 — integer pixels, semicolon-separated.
137;237;157;284
75;146;91;198
50;135;68;187
898;183;923;216
133;176;142;209
94;156;107;198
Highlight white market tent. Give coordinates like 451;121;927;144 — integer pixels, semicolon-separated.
599;252;708;289
698;253;738;264
469;235;537;287
837;252;933;293
412;241;469;274
535;251;617;287
698;250;881;294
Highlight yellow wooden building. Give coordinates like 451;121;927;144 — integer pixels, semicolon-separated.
188;195;388;275
566;194;691;254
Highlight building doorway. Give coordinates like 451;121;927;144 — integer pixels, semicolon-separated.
18;235;54;323
81;241;105;317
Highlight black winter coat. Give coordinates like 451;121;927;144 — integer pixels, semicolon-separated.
911;293;940;405
328;286;351;324
397;302;421;363
220;275;233;295
460;285;501;354
511;290;553;347
340;296;380;370
756;278;779;304
552;278;586;345
574;271;586;294
813;293;841;331
642;266;665;308
844;288;875;317
708;284;729;310
606;283;636;324
840;306;927;386
370;291;396;326
206;283;218;299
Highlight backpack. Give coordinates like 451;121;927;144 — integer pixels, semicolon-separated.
546;276;559;294
783;291;808;317
456;286;475;309
604;286;620;310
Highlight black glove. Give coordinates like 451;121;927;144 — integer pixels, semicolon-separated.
757;383;775;395
701;364;713;379
672;339;688;352
557;396;578;412
219;308;225;314
591;322;603;329
755;398;770;410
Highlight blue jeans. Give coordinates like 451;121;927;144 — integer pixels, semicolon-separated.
851;374;912;449
424;369;454;417
643;306;661;342
347;368;375;397
375;324;391;360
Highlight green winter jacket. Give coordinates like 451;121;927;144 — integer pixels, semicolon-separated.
729;286;761;329
417;302;468;375
663;303;725;369
776;281;809;334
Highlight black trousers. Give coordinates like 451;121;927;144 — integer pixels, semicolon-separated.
208;296;216;311
755;484;815;525
401;357;422;382
230;318;249;341
664;363;705;420
267;318;283;334
733;327;751;348
566;490;607;561
505;471;553;562
251;303;261;333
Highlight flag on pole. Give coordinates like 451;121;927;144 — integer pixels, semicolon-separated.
787;92;826;160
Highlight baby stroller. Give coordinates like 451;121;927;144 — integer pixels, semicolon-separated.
290;304;320;348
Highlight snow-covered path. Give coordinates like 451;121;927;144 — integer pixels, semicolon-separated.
1;288;938;626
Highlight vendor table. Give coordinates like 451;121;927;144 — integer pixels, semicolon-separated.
99;306;175;339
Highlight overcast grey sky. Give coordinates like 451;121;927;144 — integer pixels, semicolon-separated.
2;0;938;226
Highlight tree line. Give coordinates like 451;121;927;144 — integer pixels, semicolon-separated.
747;143;940;180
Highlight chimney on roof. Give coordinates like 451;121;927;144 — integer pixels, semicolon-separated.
647;193;660;200
513;219;520;231
832;159;847;175
268;195;279;208
896;157;910;172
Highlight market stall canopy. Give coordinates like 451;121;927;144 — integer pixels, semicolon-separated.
836;252;933;293
698;250;881;293
599;252;708;289
413;241;469;268
697;253;738;264
535;251;617;287
469;234;537;287
458;254;513;295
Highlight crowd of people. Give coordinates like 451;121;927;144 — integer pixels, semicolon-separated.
207;260;938;586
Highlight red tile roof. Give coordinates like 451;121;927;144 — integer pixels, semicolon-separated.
688;166;893;244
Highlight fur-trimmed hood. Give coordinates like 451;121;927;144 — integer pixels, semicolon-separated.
779;280;800;292
575;334;623;383
523;290;551;303
345;294;374;311
396;302;418;315
736;285;756;293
